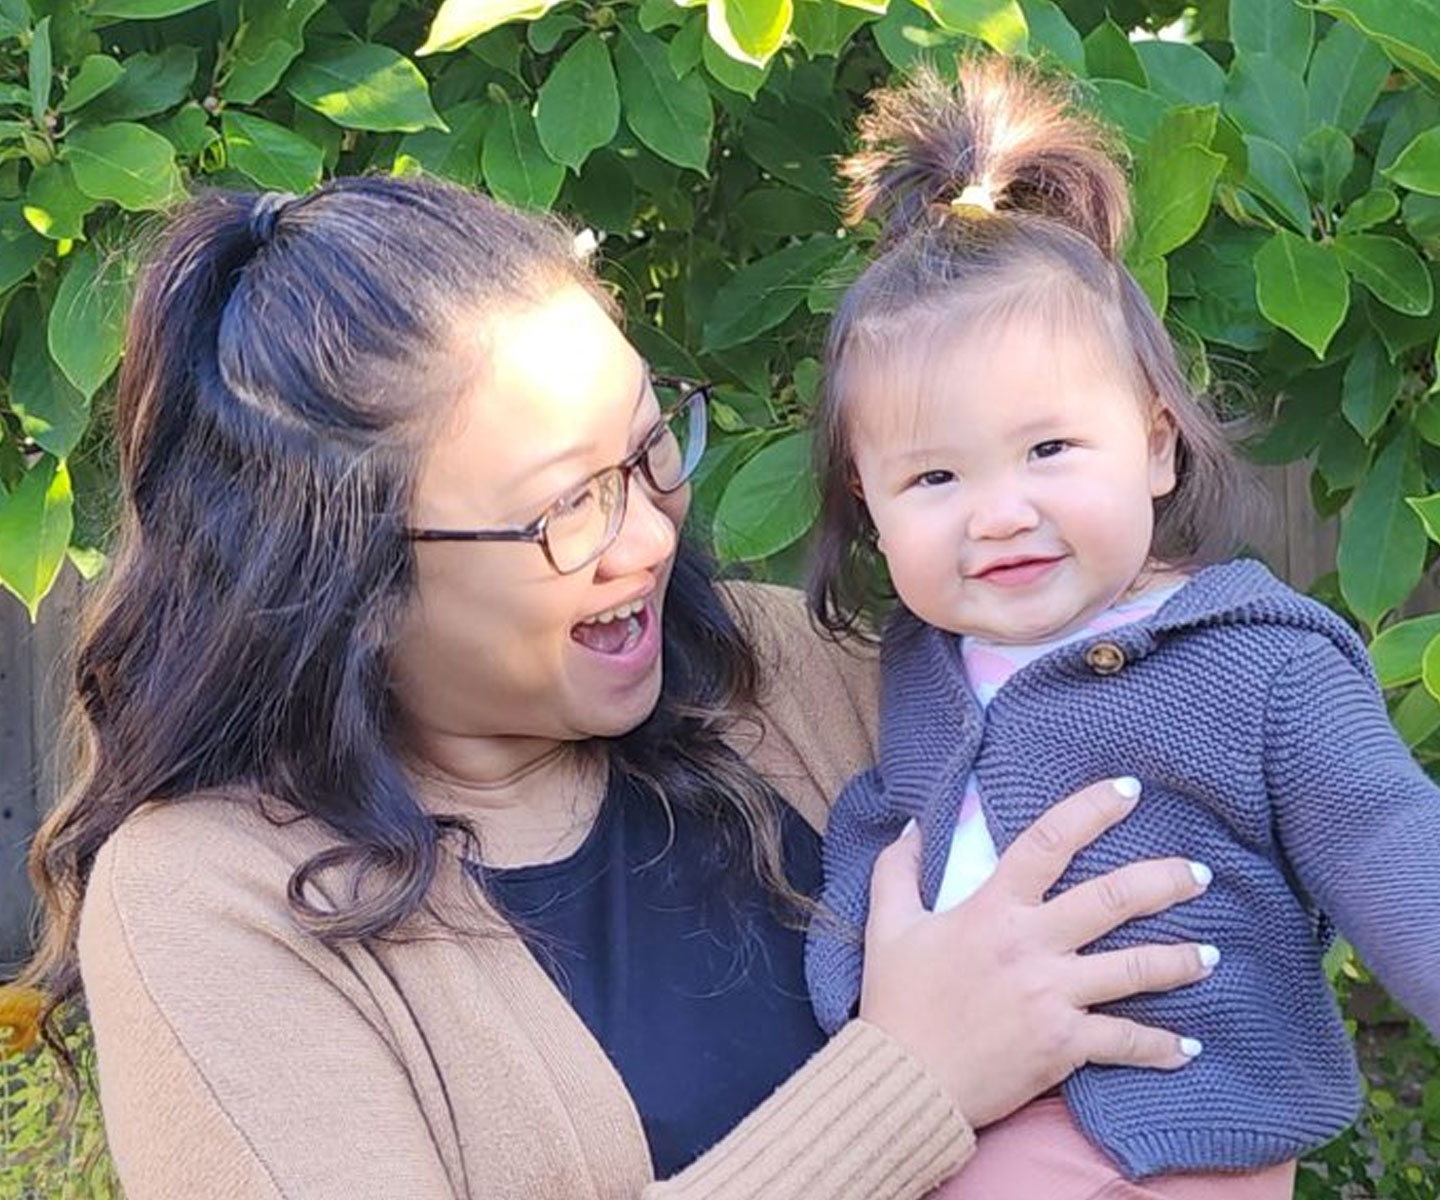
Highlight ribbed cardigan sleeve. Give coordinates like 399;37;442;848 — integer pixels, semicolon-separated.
1265;633;1440;1035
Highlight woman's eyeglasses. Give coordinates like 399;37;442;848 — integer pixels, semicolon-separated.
406;377;710;575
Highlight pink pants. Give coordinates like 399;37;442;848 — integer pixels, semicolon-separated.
931;1097;1297;1200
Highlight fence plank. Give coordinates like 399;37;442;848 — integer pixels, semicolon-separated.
1;589;41;973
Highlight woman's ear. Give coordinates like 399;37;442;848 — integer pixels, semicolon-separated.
1148;406;1178;499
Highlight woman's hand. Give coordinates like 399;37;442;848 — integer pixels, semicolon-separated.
857;777;1214;1128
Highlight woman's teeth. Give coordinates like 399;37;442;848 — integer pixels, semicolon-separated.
579;599;645;626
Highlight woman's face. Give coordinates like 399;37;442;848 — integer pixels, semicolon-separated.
389;285;688;755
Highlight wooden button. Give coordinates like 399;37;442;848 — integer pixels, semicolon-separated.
1084;641;1126;675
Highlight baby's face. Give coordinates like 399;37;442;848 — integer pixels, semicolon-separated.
848;314;1178;645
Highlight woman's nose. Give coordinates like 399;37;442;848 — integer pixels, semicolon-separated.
599;476;679;575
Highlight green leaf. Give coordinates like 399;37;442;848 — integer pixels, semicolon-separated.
702;235;843;349
1306;17;1391;137
1409;494;1440;543
1228;0;1312;76
1253;228;1348;357
1366;278;1440;360
222;111;323;192
911;0;1024;51
12;300;88;458
28;15;49;126
1087;79;1161;148
481;100;564;209
59;55;123;113
535;33;619;171
871;0;955;71
1338;188;1399;235
1341;335;1401;438
713;431;819;561
1129;255;1167;315
708;0;792;67
1336;233;1434;316
1169;228;1272;350
1369;613;1440;687
1392;681;1440;746
1240;135;1311;232
615;23;713;173
566;148;636;230
702;32;770;97
1422;634;1440;704
1296;126;1353;210
790;0;875;58
742;110;840;200
1082;18;1144;86
66;122;183;212
1311;0;1440;89
1316;416;1369;490
48;243;131;399
806;244;864;314
1131;41;1225;107
287;43;445;133
1133;142;1225;260
397;101;489;185
0;0;26;39
1403;193;1440;254
1338;430;1427;630
161;102;220;160
0;456;73;621
91;0;210;15
23;161;99;240
0;199;46;289
528;10;585;53
668;15;705;76
733;185;834;237
418;0;562;54
83;47;198;122
1019;0;1082;74
223;0;326;104
1383;127;1440;197
1224;51;1307;153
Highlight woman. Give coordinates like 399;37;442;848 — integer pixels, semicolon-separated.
25;176;1215;1199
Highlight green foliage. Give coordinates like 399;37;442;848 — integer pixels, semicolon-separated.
1;0;1439;1188
0;1022;122;1199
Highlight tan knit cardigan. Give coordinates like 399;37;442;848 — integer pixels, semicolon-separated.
78;583;975;1199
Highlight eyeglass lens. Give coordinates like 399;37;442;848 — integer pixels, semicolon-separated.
544;385;707;573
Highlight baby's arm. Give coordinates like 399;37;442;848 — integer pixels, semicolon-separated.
1266;633;1440;1034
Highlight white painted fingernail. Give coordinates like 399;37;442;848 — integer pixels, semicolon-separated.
1180;1037;1203;1058
1189;861;1213;888
1113;776;1141;800
1198;944;1221;970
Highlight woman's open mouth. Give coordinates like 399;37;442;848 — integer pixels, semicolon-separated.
571;597;649;655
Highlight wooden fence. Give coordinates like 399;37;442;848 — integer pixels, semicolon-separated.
0;463;1422;970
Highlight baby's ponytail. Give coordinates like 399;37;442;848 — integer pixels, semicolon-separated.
842;57;1130;258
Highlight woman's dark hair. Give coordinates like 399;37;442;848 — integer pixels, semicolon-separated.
24;175;794;1052
809;57;1256;635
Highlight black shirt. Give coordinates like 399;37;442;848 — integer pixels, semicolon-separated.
484;770;828;1179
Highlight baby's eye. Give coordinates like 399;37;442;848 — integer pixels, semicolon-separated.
911;469;956;488
1030;440;1071;460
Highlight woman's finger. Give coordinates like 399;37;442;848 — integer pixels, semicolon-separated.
1072;1013;1203;1071
1068;941;1219;1007
1040;857;1212;950
989;777;1141;902
866;822;924;937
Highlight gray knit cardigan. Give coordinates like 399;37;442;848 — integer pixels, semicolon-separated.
806;559;1440;1179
